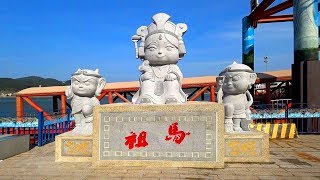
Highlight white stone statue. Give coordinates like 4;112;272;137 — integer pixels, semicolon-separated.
65;69;106;135
131;13;187;104
216;62;257;133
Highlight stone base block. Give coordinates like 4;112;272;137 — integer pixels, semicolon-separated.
93;102;225;168
55;133;93;162
0;135;29;160
224;130;269;163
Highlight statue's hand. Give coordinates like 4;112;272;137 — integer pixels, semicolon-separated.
165;73;177;81
65;86;72;99
141;71;154;81
82;105;93;118
138;60;151;72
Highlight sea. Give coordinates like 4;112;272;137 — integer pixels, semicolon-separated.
0;97;110;118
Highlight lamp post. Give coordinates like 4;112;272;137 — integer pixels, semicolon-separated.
263;56;269;72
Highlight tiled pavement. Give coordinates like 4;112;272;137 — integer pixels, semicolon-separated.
0;135;319;180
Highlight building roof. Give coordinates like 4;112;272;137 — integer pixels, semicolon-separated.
16;69;291;96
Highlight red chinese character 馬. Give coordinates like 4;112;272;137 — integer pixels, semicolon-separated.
165;122;190;144
125;131;148;150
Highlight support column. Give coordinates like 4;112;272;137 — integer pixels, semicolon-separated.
108;92;113;104
285;81;290;99
16;96;24;122
210;86;215;102
61;94;66;115
265;82;271;104
242;16;255;70
292;0;320;107
53;96;59;113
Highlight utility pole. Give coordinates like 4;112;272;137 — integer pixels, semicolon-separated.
263;56;269;72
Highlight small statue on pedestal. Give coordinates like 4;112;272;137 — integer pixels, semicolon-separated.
131;13;187;104
217;62;257;133
65;69;106;135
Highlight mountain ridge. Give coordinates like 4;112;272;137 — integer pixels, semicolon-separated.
0;76;71;94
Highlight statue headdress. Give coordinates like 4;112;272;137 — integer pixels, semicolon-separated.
67;68;106;99
219;62;254;76
132;13;187;59
72;69;102;78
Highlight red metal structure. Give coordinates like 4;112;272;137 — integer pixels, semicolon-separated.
15;70;291;121
249;0;293;27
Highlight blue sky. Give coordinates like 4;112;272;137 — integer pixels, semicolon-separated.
0;0;293;82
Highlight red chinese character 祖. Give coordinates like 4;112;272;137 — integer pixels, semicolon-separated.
125;131;148;150
165;122;190;144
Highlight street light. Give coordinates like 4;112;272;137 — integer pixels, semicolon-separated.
263;56;269;72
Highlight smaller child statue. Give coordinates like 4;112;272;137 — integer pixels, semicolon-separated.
131;13;187;104
216;62;257;133
65;69;106;135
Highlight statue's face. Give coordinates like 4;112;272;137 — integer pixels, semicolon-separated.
71;74;98;97
222;72;251;95
144;33;179;66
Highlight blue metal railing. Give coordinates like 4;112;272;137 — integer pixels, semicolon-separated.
0;109;74;146
251;103;320;134
37;109;73;146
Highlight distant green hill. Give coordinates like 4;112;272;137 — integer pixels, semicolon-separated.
0;76;71;93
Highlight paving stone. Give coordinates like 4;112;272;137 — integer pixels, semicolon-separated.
85;177;121;180
239;169;275;176
142;173;180;178
218;175;259;180
285;168;320;173
180;174;215;179
258;176;279;180
203;169;236;175
274;172;295;177
278;164;300;169
0;176;14;180
46;176;87;180
161;168;195;174
127;178;159;180
10;176;48;180
1;135;320;179
291;172;320;177
127;169;161;174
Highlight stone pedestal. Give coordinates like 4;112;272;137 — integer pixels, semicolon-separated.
92;102;225;168
55;133;93;162
224;130;269;163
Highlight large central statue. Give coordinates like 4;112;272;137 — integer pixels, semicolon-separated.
131;13;187;104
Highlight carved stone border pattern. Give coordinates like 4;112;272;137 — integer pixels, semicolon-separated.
99;111;217;161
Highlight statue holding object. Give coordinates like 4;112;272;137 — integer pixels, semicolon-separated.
131;13;187;104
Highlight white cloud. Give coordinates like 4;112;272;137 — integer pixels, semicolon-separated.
244;35;254;41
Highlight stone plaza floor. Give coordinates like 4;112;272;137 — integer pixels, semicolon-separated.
0;135;319;180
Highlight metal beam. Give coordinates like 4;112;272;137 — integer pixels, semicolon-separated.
249;0;276;20
98;91;108;101
22;97;53;120
271;82;285;93
189;86;209;101
261;0;293;19
114;92;130;103
258;14;293;24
